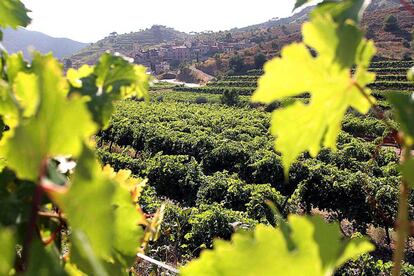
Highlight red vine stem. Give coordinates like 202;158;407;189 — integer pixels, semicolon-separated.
42;223;64;246
19;159;48;272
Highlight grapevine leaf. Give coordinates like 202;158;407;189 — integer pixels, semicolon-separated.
6;52;30;83
13;73;40;117
70;231;110;276
386;93;414;144
0;53;97;181
49;149;145;274
0;170;34;226
68;53;149;128
51;147;115;264
102;165;146;260
303;15;362;68
67;65;94;88
251;14;376;172
26;240;67;276
0;0;31;29
0;227;15;275
181;215;374;276
311;0;371;24
0;81;19;129
293;0;312;11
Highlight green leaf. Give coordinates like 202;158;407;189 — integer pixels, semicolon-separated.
181;215;374;276
0;0;31;29
293;0;312;11
6;52;30;83
386;93;414;144
251;13;376;172
311;0;371;24
0;53;97;181
0;227;15;275
13;72;40;117
103;167;145;259
53;147;115;263
303;15;362;68
26;240;67;276
0;80;20;129
68;53;149;128
49;148;145;275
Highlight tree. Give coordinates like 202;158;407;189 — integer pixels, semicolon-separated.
384;15;399;32
225;32;232;42
254;52;267;69
403;52;412;61
229;55;245;74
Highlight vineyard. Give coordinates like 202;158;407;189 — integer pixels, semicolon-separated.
98;58;414;274
2;0;414;275
172;61;414;96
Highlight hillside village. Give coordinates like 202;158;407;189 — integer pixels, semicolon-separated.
133;39;255;74
67;0;413;80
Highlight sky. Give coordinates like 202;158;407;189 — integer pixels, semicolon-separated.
21;0;301;43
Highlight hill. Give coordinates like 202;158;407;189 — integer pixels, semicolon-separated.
70;25;189;67
2;28;88;59
69;0;412;71
196;0;413;75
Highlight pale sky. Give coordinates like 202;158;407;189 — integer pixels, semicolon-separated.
21;0;301;43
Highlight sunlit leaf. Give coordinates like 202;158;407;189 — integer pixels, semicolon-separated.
181;215;374;276
51;147;115;264
0;0;31;29
0;227;15;275
68;53;149;128
49;149;145;275
251;14;376;172
0;53;97;181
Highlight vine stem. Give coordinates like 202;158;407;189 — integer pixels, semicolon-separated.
20;159;48;271
392;146;411;276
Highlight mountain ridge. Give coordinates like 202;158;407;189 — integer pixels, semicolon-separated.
2;28;89;59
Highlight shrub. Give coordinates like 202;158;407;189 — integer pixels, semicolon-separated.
185;204;256;253
144;154;206;204
254;52;267;69
241;150;284;188
220;89;240;106
195;96;208;104
203;142;251;173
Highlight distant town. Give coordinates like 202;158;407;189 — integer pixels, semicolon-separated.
132;37;255;74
